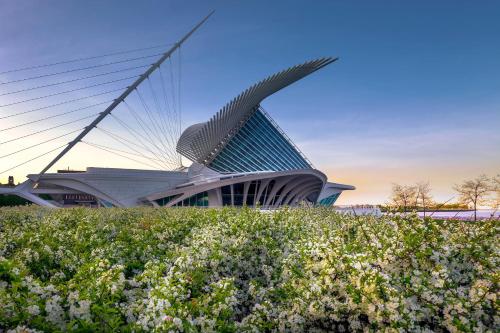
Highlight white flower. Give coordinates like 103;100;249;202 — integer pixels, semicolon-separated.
70;299;92;320
7;326;43;333
0;207;497;331
173;317;182;327
45;295;65;328
27;305;40;316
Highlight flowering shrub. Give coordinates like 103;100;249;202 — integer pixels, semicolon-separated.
0;207;498;332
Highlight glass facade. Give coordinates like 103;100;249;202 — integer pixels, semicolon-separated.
229;179;316;207
208;110;311;173
155;192;209;207
246;180;260;206
233;183;245;206
318;193;340;206
154;178;323;209
259;180;275;206
220;180;282;207
155;195;179;207
221;185;232;206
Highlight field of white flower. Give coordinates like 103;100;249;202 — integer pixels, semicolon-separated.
0;207;498;332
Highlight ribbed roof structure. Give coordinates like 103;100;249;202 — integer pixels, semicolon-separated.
176;57;337;164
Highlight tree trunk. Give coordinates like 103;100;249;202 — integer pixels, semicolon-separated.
474;201;477;222
423;198;426;218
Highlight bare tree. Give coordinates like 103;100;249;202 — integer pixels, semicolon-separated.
416;181;433;218
390;184;417;213
454;175;491;221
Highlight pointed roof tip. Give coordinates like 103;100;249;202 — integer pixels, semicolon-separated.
303;56;338;68
301;57;338;72
322;56;338;64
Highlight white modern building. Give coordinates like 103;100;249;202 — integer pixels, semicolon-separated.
0;57;354;208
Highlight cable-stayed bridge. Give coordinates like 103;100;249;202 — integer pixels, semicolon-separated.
0;12;213;185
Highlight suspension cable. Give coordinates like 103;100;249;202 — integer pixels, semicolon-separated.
0;87;126;119
0;76;137;108
0;100;111;132
157;65;179;146
120;101;164;149
168;56;178;120
0;113;100;145
2;37;185;174
120;101;178;165
97;120;172;169
0;128;84;158
82;141;162;170
0;12;212;177
0;43;172;75
138;84;179;165
158;64;173;122
146;76;177;150
0;53;163;85
0;144;67;175
134;88;173;156
178;45;182;140
81;140;168;165
0;64;148;96
95;126;173;169
108;112;177;166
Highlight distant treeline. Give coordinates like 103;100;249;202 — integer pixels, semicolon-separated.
0;195;30;207
380;203;469;212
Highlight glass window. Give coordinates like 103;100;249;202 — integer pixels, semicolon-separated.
165;192;210;207
221;185;232;206
207;110;311;173
245;181;259;206
232;183;244;206
318;193;340;206
155;195;179;207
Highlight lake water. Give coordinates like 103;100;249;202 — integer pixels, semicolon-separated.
335;207;499;220
417;209;499;220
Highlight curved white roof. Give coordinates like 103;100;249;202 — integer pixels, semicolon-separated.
176;57;337;163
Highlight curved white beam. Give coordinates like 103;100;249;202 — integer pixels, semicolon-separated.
143;169;327;207
176;57;337;164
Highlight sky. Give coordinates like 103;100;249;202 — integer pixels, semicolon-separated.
0;0;499;204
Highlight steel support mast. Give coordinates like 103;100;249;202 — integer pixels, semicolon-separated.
37;11;214;179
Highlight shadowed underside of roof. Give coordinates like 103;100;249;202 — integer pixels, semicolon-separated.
176;57;337;165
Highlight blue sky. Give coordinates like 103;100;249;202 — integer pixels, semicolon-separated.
0;0;499;204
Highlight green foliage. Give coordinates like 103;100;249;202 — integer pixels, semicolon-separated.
0;207;498;332
0;194;30;207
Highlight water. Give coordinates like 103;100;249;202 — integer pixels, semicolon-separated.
417;209;499;220
335;207;499;220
